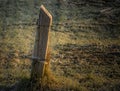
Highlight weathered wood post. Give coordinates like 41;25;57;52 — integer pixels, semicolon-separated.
31;5;52;90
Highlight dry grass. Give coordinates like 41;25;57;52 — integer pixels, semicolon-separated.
0;25;120;91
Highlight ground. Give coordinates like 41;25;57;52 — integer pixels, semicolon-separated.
0;27;120;91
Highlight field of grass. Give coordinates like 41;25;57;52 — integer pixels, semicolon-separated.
0;0;120;90
0;24;120;91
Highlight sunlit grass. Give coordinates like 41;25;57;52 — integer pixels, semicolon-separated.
0;25;120;91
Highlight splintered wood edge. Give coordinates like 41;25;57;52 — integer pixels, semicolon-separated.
40;5;52;21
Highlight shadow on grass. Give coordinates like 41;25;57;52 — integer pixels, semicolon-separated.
0;85;12;91
0;78;31;91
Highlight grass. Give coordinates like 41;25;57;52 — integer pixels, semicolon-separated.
0;0;120;90
0;21;120;91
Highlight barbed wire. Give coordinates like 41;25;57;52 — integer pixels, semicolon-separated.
5;22;120;32
6;22;120;28
41;0;120;8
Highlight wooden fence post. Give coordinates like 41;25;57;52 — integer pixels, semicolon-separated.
30;5;52;90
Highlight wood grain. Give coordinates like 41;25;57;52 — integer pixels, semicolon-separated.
31;5;52;83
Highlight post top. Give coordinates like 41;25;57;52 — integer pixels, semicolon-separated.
40;5;52;20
